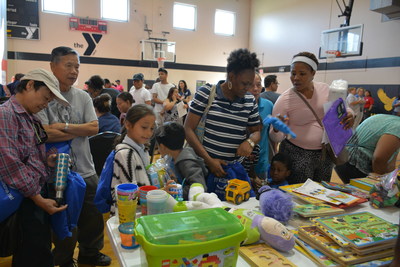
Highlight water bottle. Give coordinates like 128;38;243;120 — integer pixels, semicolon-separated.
54;153;70;206
146;164;160;188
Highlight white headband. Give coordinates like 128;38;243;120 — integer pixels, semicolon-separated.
291;56;318;71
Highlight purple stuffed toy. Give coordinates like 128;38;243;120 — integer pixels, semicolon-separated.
252;215;295;251
258;185;293;224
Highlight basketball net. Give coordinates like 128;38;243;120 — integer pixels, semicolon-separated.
157;57;166;68
326;50;341;63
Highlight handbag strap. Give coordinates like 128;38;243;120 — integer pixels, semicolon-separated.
203;85;217;118
291;88;324;128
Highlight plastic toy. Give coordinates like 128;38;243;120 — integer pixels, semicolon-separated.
163;183;295;251
225;179;251;205
263;115;297;139
258;185;294;224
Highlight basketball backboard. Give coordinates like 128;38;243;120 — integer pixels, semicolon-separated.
141;39;176;62
319;24;363;59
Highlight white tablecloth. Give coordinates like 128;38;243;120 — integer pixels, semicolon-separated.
106;198;400;267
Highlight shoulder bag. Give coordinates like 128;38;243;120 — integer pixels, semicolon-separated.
291;88;348;165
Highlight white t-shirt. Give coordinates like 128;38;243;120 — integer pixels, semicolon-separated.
129;86;152;105
152;82;174;112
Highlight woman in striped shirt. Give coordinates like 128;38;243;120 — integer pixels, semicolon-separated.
184;48;262;177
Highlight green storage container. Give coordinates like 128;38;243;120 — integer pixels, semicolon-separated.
135;208;246;267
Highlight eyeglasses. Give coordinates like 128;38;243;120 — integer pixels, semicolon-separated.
32;121;48;145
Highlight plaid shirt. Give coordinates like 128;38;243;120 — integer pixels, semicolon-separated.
0;96;50;197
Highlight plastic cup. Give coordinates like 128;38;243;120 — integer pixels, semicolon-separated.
146;190;168;215
139;185;158;215
118;222;139;249
116;183;138;224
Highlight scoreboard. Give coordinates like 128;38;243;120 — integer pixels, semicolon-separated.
69;17;107;34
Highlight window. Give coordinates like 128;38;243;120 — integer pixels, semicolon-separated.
214;9;235;36
101;0;128;22
173;3;196;31
42;0;73;15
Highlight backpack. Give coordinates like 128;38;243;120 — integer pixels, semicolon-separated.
94;144;145;213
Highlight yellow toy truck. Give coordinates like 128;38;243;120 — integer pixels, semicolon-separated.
225;179;251;205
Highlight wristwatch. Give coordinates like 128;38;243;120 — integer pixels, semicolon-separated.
246;138;255;148
64;122;69;130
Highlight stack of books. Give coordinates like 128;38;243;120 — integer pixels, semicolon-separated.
294;212;397;266
293;204;345;217
349;177;381;191
283;179;367;208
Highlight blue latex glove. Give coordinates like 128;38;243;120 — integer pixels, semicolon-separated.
263;116;297;139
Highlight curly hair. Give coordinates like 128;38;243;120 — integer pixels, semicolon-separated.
226;48;260;75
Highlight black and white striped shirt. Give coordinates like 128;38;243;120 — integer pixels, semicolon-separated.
189;81;260;162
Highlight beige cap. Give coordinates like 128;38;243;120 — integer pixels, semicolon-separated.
21;68;69;106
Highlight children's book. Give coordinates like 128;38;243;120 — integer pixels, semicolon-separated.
351;256;394;267
293;204;344;217
343;185;370;199
298;226;353;256
239;243;296;267
321;181;352;193
313;212;398;248
349;177;380;191
311;218;351;247
293;179;342;205
327;191;360;205
294;233;339;266
279;183;324;204
298;226;395;265
322;97;353;156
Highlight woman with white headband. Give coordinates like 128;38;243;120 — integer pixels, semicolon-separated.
269;52;354;184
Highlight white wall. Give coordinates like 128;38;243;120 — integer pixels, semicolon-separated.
249;0;400;93
7;0;251;91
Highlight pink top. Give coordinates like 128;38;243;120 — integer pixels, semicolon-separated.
270;82;329;150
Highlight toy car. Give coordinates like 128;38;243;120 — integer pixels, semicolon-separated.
225;179;251;205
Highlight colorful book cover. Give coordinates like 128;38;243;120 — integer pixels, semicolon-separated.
279;183;324;204
349;177;380;191
314;212;398;248
298;226;353;256
298;226;395;265
351;256;394;267
327;191;360;205
293;179;342;205
293;204;344;217
321;181;352;193
311;218;351;247
294;233;339;266
343;185;370;199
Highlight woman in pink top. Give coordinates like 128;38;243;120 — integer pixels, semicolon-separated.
270;52;354;184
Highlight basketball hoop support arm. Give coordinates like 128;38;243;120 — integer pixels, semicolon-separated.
336;0;354;27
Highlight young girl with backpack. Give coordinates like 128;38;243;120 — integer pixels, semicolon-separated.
112;104;155;197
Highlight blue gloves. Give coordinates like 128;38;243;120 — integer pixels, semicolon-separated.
263;116;297;139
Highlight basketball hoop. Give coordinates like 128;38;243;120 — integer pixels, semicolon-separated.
157;57;166;68
325;50;341;63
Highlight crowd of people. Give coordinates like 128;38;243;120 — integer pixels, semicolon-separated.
0;46;399;267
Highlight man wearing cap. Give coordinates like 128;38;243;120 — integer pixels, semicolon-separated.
37;47;111;267
129;73;152;106
0;68;68;267
152;67;174;125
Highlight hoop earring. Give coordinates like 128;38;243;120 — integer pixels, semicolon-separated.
228;81;232;90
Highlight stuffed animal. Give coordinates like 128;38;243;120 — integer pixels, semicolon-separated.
164;183;295;251
258;185;294;224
